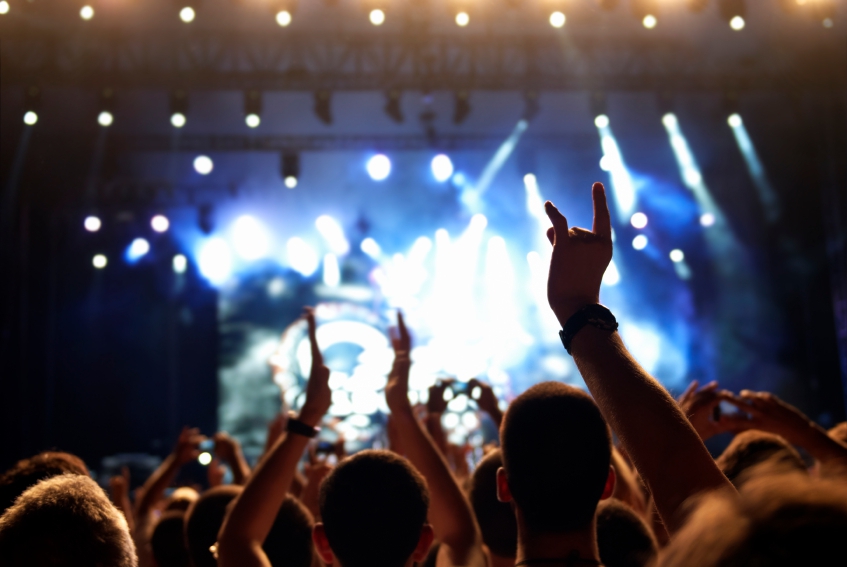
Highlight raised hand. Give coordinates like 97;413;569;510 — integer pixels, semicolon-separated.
174;426;206;465
299;307;332;427
468;378;503;427
207;458;227;488
426;379;453;415
386;311;413;414
677;380;749;441
545;182;614;326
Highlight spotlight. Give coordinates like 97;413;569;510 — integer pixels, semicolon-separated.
314;91;333;125
98;88;116;127
281;151;300;189
244;90;262;128
599;156;613;171
127;238;151;261
360;238;381;258
23;111;38;126
170;90;188;128
720;0;746;30
384;90;404;123
0;1;8;15
455;11;470;27
453;91;471;125
287;237;319;277
630;212;648;229
643;14;657;28
180;6;195;23
276;10;292;26
24;85;41;125
369;9;385;26
432;154;454;183
93;254;108;269
173;254;188;274
669;249;685;263
662;113;678;128
595;114;610;129
523;91;540;122
80;5;94;20
727;113;742;128
198;238;232;284
730;15;745;30
98;111;113;127
84;216;102;232
194;155;214;175
151;215;170;233
632;235;648;250
198;452;213;466
367;154;391;181
232;215;270;261
550;11;566;28
700;212;716;227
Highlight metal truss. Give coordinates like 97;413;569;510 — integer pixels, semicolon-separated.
2;26;844;92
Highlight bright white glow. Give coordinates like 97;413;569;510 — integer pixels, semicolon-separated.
316;215;350;255
287;237;320;277
197;452;212;466
630;212;648;229
602;260;620;286
632;235;648;250
473;119;529;198
599;155;612;171
173;254;188;274
431;154;454;182
729;110;781;222
276;10;292;26
730;16;745;31
284;176;298;189
84;216;101;232
360;237;381;258
80;5;94;20
728;113;742;128
523;173;548;227
151;215;170;233
232;215;270;261
97;111;113;127
596;120;636;219
823;18;833;29
92;254;107;269
323;254;341;287
456;11;469;26
198;237;233;285
684;169;702;186
193;155;213;175
24;111;38;126
662;113;678;129
245;113;261;128
0;2;9;15
127;238;150;261
700;212;716;227
180;7;195;23
171;113;186;128
670;249;685;263
267;277;285;296
550;11;566;28
594;114;610;128
369;9;385;25
367;154;391;181
643;14;657;29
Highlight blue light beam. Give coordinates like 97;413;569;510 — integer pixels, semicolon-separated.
728;114;781;223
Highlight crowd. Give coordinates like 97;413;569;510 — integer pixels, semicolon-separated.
1;182;846;567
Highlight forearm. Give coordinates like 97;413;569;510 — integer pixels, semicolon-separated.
113;489;135;534
226;446;252;486
135;454;181;516
570;326;734;533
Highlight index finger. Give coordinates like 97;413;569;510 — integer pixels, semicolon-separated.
304;307;322;365
591;182;612;240
397;311;409;345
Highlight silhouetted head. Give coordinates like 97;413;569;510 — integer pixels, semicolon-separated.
716;430;806;487
0;451;89;514
151;511;189;567
596;499;658;567
184;485;242;567
469;449;517;559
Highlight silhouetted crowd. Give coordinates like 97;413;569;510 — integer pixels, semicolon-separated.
1;184;846;567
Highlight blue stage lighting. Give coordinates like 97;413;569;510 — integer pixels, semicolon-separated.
316;215;350;255
360;238;382;258
231;215;270;261
367;154;391;181
431;154;454;182
595;115;635;220
632;235;648;250
198;237;233;285
126;238;150;262
287;237;320;277
323;254;341;287
728;113;780;222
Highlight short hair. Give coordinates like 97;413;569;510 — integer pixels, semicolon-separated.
264;495;314;567
151;511;189;567
596;499;658;567
829;422;847;445
0;451;89;514
0;474;137;567
469;449;517;558
500;382;611;533
184;485;242;567
716;430;806;487
319;450;430;567
660;470;847;566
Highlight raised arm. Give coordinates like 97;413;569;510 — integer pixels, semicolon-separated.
216;308;331;567
213;432;251;486
385;313;485;567
135;426;204;518
109;467;135;534
544;183;735;534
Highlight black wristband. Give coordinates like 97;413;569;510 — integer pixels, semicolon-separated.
286;413;320;439
559;304;619;355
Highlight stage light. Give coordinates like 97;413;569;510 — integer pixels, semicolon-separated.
194;155;213;175
198;238;233;284
595;114;610;128
80;5;94;20
384;90;404;123
180;7;195;23
727;113;742;128
170;90;188;128
127;238;150;261
151;215;170;233
93;254;108;269
84;216;102;232
284;176;298;189
0;1;9;15
198;452;212;466
643;14;657;28
244;114;259;128
730;16;745;30
595;113;636;220
367;154;391;181
728;111;781;222
323;254;341;287
700;212;716;227
23;111;38;126
276;10;292;26
97;111;113;127
550;11;566;28
314;91;333;125
287;237;320;276
599;156;612;171
432;154;454;183
456;11;469;27
453;91;471;125
632;235;648;250
670;249;685;263
369;9;385;26
662;113;677;128
231;215;270;261
823;18;833;28
360;237;381;258
173;254;187;274
171;113;186;128
316;215;350;255
243;90;262;128
281;151;300;189
630;212;648;229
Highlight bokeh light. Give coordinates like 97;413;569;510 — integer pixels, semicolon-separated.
84;216;102;232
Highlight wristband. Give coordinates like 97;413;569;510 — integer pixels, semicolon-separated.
286;412;320;439
559;304;619;355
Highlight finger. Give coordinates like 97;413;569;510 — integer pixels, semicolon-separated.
680;380;699;400
546;227;555;246
700;381;719;392
591;182;612;239
305;307;322;364
397;311;410;346
544;201;570;245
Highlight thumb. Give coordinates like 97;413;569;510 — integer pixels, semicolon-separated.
544;201;569;246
